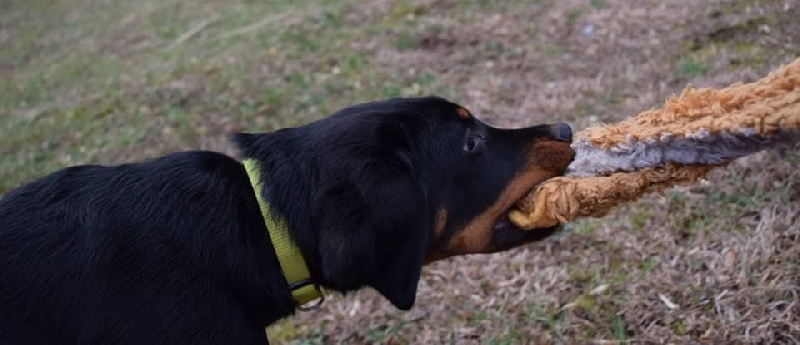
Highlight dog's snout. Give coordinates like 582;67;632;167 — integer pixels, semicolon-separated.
550;123;573;142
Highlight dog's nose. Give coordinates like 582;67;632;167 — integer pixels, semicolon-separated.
550;122;573;142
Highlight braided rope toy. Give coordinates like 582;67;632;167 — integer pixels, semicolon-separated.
510;58;800;230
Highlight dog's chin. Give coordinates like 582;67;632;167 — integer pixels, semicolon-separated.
490;212;562;250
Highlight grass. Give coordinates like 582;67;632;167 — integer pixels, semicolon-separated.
2;0;799;343
676;57;708;79
0;0;452;193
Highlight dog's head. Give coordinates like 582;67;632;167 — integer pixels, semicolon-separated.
235;96;574;310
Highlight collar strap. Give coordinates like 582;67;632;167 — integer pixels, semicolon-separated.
243;159;323;310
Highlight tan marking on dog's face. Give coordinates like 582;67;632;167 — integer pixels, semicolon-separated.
424;140;574;264
455;107;471;119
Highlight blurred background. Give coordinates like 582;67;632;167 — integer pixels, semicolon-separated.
1;0;798;343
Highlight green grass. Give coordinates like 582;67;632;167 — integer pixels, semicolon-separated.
612;315;628;342
589;0;607;9
676;57;708;79
0;0;453;194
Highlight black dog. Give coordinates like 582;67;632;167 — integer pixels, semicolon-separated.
0;96;574;344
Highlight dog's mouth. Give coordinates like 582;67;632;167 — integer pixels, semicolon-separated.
490;209;563;250
490;143;576;248
496;136;576;235
493;214;521;233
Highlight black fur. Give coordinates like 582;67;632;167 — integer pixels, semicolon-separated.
0;96;571;344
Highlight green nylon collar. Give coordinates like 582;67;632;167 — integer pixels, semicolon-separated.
243;159;323;309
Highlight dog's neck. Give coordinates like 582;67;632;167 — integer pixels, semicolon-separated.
242;159;324;310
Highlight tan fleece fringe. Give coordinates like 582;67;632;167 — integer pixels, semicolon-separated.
578;58;800;147
510;58;800;230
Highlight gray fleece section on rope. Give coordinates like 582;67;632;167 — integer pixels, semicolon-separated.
566;128;800;177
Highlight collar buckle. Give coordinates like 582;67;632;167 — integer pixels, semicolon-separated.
288;279;325;312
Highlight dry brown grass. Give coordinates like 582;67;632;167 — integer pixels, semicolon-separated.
2;0;798;343
275;0;800;343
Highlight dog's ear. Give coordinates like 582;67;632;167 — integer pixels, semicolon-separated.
312;119;428;310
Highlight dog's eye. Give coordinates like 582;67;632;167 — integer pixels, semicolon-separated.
463;136;486;153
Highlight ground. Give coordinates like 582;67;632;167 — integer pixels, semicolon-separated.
1;0;799;343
